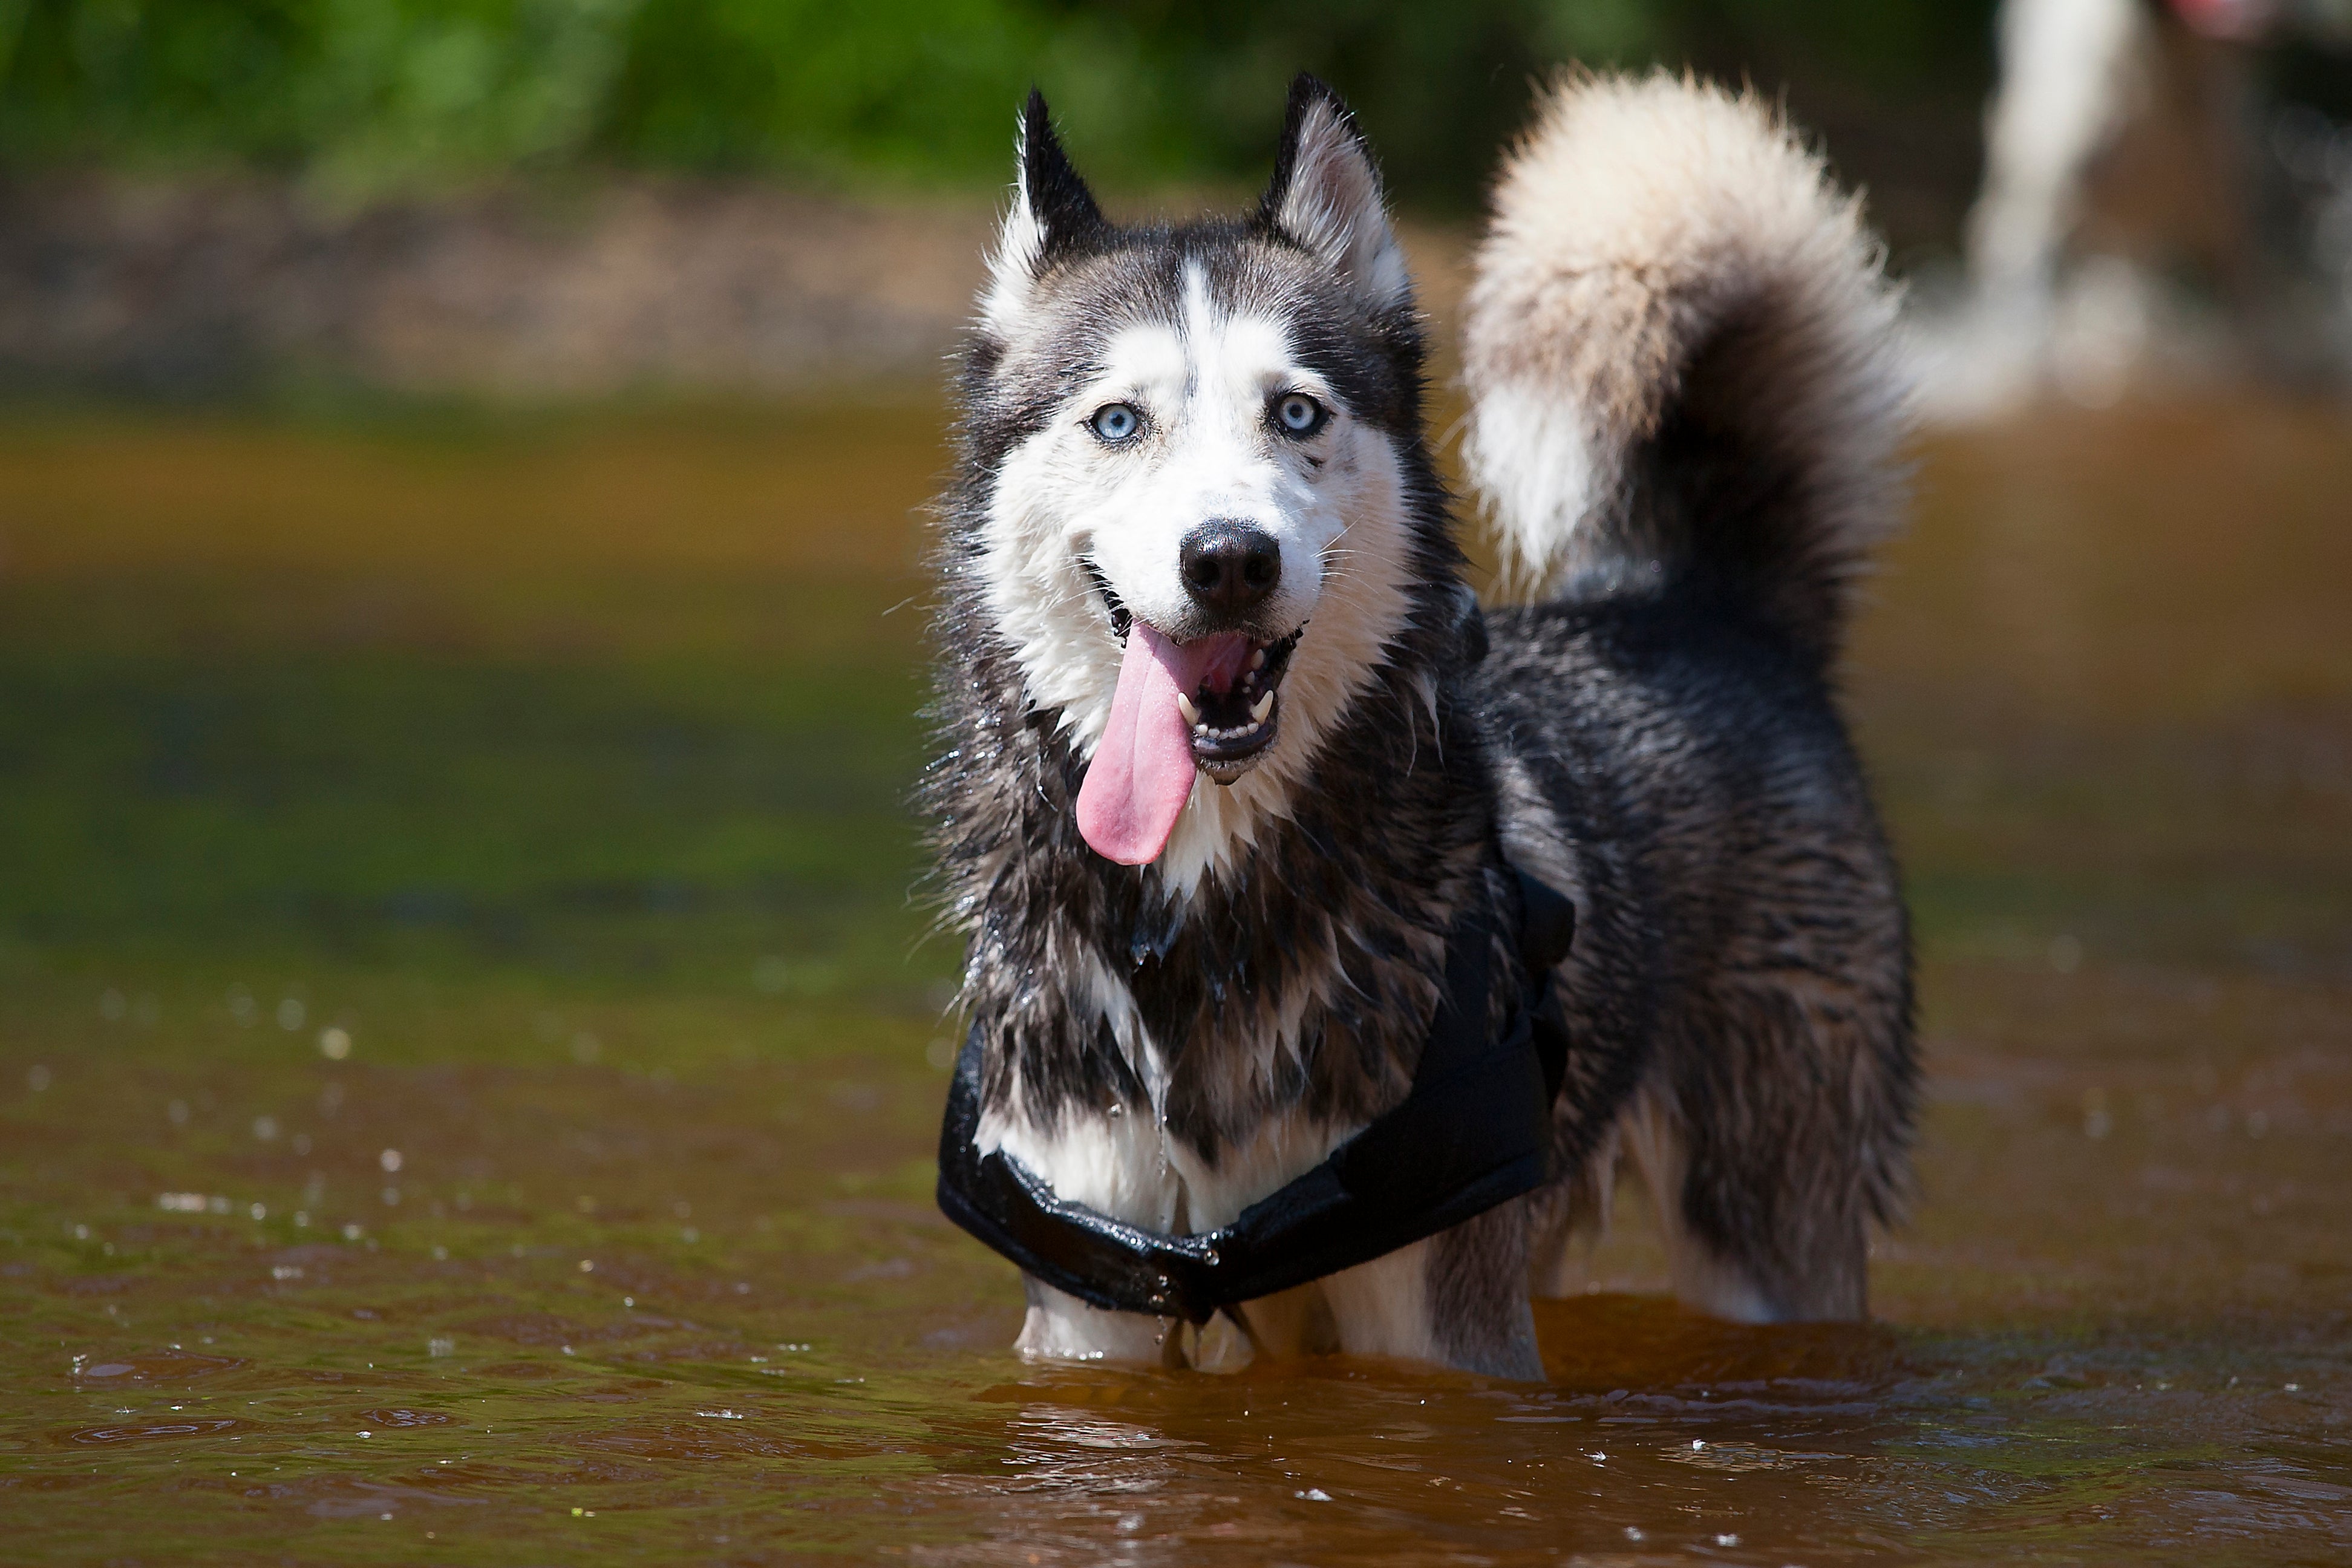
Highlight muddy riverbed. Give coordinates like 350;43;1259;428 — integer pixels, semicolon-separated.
0;396;2346;1563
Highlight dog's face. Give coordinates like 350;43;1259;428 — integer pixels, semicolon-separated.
963;83;1428;883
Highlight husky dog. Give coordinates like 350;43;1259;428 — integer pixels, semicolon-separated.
925;71;1916;1378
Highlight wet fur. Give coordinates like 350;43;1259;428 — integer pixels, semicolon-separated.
924;72;1916;1376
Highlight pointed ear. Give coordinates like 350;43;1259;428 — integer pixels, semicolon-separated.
979;90;1108;338
1259;75;1410;311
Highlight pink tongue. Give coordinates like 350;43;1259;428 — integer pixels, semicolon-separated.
1076;624;1209;865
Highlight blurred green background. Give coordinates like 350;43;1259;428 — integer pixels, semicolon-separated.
0;0;1997;242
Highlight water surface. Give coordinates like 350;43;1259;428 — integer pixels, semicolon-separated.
1;397;2346;1563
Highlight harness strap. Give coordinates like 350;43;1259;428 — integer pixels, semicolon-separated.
935;869;1575;1324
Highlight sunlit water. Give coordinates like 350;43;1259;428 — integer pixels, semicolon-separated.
1;397;2345;1563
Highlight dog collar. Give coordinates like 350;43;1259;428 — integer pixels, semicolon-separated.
935;867;1575;1325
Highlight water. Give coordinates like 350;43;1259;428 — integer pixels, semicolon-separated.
1;396;2346;1563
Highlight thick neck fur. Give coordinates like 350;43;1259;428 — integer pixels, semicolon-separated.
924;309;1503;1162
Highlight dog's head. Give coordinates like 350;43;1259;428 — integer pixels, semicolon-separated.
960;77;1434;881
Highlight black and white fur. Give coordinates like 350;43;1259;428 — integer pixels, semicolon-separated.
924;72;1916;1377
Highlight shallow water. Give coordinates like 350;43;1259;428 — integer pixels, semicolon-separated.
1;397;2347;1564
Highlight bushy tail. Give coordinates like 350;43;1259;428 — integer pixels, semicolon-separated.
1462;71;1909;659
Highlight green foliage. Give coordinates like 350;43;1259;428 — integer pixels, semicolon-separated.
0;1;642;188
0;0;1995;206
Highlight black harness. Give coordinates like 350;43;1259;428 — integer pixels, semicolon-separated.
935;868;1576;1325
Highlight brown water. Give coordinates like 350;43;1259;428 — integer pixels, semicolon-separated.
1;397;2347;1564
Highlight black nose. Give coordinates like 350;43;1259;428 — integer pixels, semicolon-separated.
1178;521;1281;619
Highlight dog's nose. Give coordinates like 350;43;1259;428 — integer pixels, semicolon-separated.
1178;521;1281;618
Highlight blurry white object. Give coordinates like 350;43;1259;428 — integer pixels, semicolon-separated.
1932;0;2151;415
1921;0;2352;417
1971;0;2149;316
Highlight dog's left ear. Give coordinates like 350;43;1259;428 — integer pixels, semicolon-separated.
1260;75;1411;312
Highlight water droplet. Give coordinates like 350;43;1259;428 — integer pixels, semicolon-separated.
578;1259;594;1273
428;1336;455;1357
2083;1087;2112;1139
342;1223;363;1241
248;1203;267;1221
167;1100;190;1126
379;1149;402;1174
317;1028;351;1061
1296;1488;1331;1501
26;1065;51;1093
570;1033;601;1065
277;998;306;1031
252;1116;278;1142
1624;1527;1644;1542
1715;1533;1740;1547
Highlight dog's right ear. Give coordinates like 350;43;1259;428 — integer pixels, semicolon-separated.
980;90;1106;338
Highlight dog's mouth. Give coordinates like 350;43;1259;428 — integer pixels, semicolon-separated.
1173;625;1302;781
1084;564;1301;780
1072;564;1306;865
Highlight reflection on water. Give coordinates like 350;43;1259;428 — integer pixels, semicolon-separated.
0;397;2346;1563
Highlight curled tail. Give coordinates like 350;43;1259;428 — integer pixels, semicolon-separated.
1462;71;1909;661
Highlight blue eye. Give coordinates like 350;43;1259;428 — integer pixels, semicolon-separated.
1089;402;1142;443
1275;393;1326;436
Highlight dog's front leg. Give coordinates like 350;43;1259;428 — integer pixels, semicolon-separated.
979;1107;1186;1365
1015;1276;1183;1365
1318;1202;1544;1379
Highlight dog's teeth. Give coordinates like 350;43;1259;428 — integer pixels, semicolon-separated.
1176;692;1200;725
1249;648;1266;671
1249;691;1274;724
